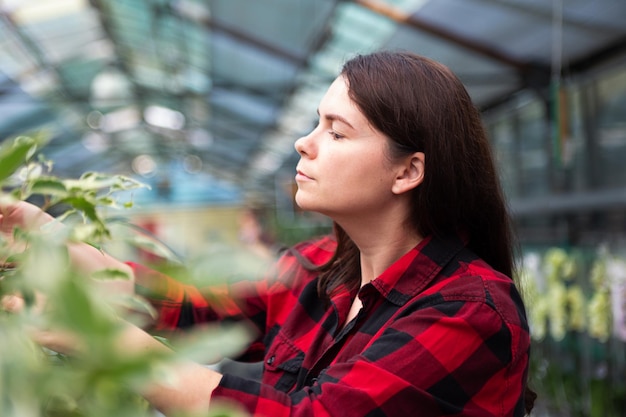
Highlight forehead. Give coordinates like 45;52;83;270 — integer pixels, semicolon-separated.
320;77;394;155
319;76;363;120
324;76;349;99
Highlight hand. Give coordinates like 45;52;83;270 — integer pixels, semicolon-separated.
0;197;55;235
0;198;57;267
2;292;84;355
0;197;128;275
2;292;220;415
0;198;56;233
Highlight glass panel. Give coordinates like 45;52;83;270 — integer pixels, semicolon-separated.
518;100;550;197
562;85;588;192
595;68;626;188
489;118;519;199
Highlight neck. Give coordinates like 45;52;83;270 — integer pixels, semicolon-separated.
335;208;423;286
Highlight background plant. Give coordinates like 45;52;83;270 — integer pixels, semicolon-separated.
520;246;626;417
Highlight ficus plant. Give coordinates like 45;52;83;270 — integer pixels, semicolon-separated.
0;135;251;417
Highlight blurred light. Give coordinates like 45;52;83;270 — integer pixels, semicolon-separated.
10;0;85;23
173;0;211;23
186;128;213;149
251;151;282;173
132;154;157;177
81;131;109;153
84;39;116;61
183;154;203;173
90;66;133;109
101;107;140;133
20;70;57;95
86;111;103;129
144;105;186;130
179;68;212;94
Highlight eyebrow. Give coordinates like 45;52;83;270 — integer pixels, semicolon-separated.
317;109;355;130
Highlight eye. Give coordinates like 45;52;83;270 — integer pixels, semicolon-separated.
328;130;344;140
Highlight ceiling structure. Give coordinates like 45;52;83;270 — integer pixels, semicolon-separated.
0;0;625;206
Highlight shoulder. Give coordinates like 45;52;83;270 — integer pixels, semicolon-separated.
288;234;337;266
267;234;336;286
425;248;528;331
395;251;530;364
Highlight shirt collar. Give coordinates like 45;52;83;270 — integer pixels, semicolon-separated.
368;233;467;306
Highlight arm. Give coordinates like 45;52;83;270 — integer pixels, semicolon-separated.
29;316;223;415
0;199;135;296
0;199;133;276
113;322;223;415
1;201;238;415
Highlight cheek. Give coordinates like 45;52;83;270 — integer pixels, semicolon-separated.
328;164;392;206
340;156;391;186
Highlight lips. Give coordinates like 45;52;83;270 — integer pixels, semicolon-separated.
295;169;313;181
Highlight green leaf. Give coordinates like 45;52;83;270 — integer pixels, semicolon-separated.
62;196;100;223
96;196;116;207
51;278;115;337
170;323;252;364
29;177;69;197
70;223;101;242
62;172;147;194
113;294;158;320
0;136;42;182
124;234;182;263
90;268;132;281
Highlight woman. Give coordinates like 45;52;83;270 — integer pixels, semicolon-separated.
0;51;534;416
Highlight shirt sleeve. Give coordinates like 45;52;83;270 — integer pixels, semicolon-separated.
128;261;198;328
127;236;336;333
126;236;336;363
212;297;529;417
127;260;273;360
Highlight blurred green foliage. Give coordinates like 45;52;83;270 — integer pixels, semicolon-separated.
0;135;251;417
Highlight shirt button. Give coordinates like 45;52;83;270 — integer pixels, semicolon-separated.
266;356;275;365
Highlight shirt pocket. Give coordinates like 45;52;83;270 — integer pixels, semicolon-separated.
264;331;305;392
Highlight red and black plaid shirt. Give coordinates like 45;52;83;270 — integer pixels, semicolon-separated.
130;233;530;417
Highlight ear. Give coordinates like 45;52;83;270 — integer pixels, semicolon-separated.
391;152;425;195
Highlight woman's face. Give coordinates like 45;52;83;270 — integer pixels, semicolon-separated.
294;76;404;221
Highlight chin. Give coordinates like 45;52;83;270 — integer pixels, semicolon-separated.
294;195;311;211
293;192;305;209
294;193;321;213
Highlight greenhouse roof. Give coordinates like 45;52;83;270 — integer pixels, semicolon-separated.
0;0;625;204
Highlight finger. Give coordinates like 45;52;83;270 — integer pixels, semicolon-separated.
1;294;25;313
1;292;47;314
29;328;84;356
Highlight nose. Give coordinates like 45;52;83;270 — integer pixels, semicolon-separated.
294;132;312;157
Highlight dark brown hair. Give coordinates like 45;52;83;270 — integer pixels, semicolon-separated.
317;51;515;290
311;50;535;414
